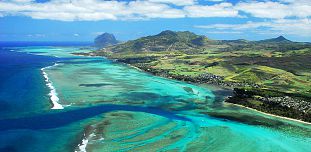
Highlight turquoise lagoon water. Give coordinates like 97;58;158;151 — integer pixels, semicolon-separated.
0;43;310;152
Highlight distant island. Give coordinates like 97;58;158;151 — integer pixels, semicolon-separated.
75;30;311;122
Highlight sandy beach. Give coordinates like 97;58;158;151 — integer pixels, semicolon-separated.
225;102;311;125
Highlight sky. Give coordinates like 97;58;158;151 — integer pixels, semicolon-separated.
0;0;311;42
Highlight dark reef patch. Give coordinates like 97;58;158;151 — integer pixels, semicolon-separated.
79;83;112;87
204;112;285;127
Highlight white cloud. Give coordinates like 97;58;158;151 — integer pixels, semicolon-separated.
195;21;272;30
147;0;196;6
6;0;35;3
0;0;310;26
128;1;186;19
27;34;45;37
0;0;186;21
0;0;242;21
195;19;311;36
236;2;289;19
206;0;225;2
236;0;311;19
73;33;79;37
184;3;239;18
269;19;311;36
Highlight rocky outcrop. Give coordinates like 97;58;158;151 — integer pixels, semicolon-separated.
94;33;118;48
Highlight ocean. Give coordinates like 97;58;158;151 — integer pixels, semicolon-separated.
0;42;310;152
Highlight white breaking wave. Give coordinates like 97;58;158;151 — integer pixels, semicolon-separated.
76;133;96;152
41;63;64;109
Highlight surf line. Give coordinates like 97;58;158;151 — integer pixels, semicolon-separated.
41;63;64;109
75;133;97;152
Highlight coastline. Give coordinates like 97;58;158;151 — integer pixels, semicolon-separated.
114;59;311;125
41;63;64;110
225;102;311;125
72;53;311;125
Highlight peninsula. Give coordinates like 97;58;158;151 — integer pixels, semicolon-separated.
76;30;311;122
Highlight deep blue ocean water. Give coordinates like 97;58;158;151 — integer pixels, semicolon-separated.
0;42;93;117
0;46;58;118
0;42;93;152
0;42;189;151
1;42;310;152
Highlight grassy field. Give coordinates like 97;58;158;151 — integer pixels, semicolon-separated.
98;48;311;96
88;31;311;121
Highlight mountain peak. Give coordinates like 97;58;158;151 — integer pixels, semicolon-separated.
260;35;291;43
94;33;118;48
103;30;207;52
157;30;177;36
275;36;287;41
101;32;114;37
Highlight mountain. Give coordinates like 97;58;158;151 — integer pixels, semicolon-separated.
103;30;209;53
259;36;292;43
98;31;311;54
91;30;311;122
94;33;119;48
92;30;311;96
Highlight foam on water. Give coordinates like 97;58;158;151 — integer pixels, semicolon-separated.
41;63;64;109
5;45;310;152
76;133;96;152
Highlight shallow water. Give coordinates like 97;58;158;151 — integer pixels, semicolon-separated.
0;44;310;152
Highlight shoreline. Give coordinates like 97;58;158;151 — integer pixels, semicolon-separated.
72;53;311;125
113;59;311;125
225;102;311;125
120;60;311;125
41;63;64;110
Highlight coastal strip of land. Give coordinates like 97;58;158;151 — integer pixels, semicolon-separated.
73;30;311;123
226;102;311;125
73;51;311;124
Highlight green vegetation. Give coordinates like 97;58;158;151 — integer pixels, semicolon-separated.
226;88;311;122
94;31;311;95
89;30;311;121
104;30;209;53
